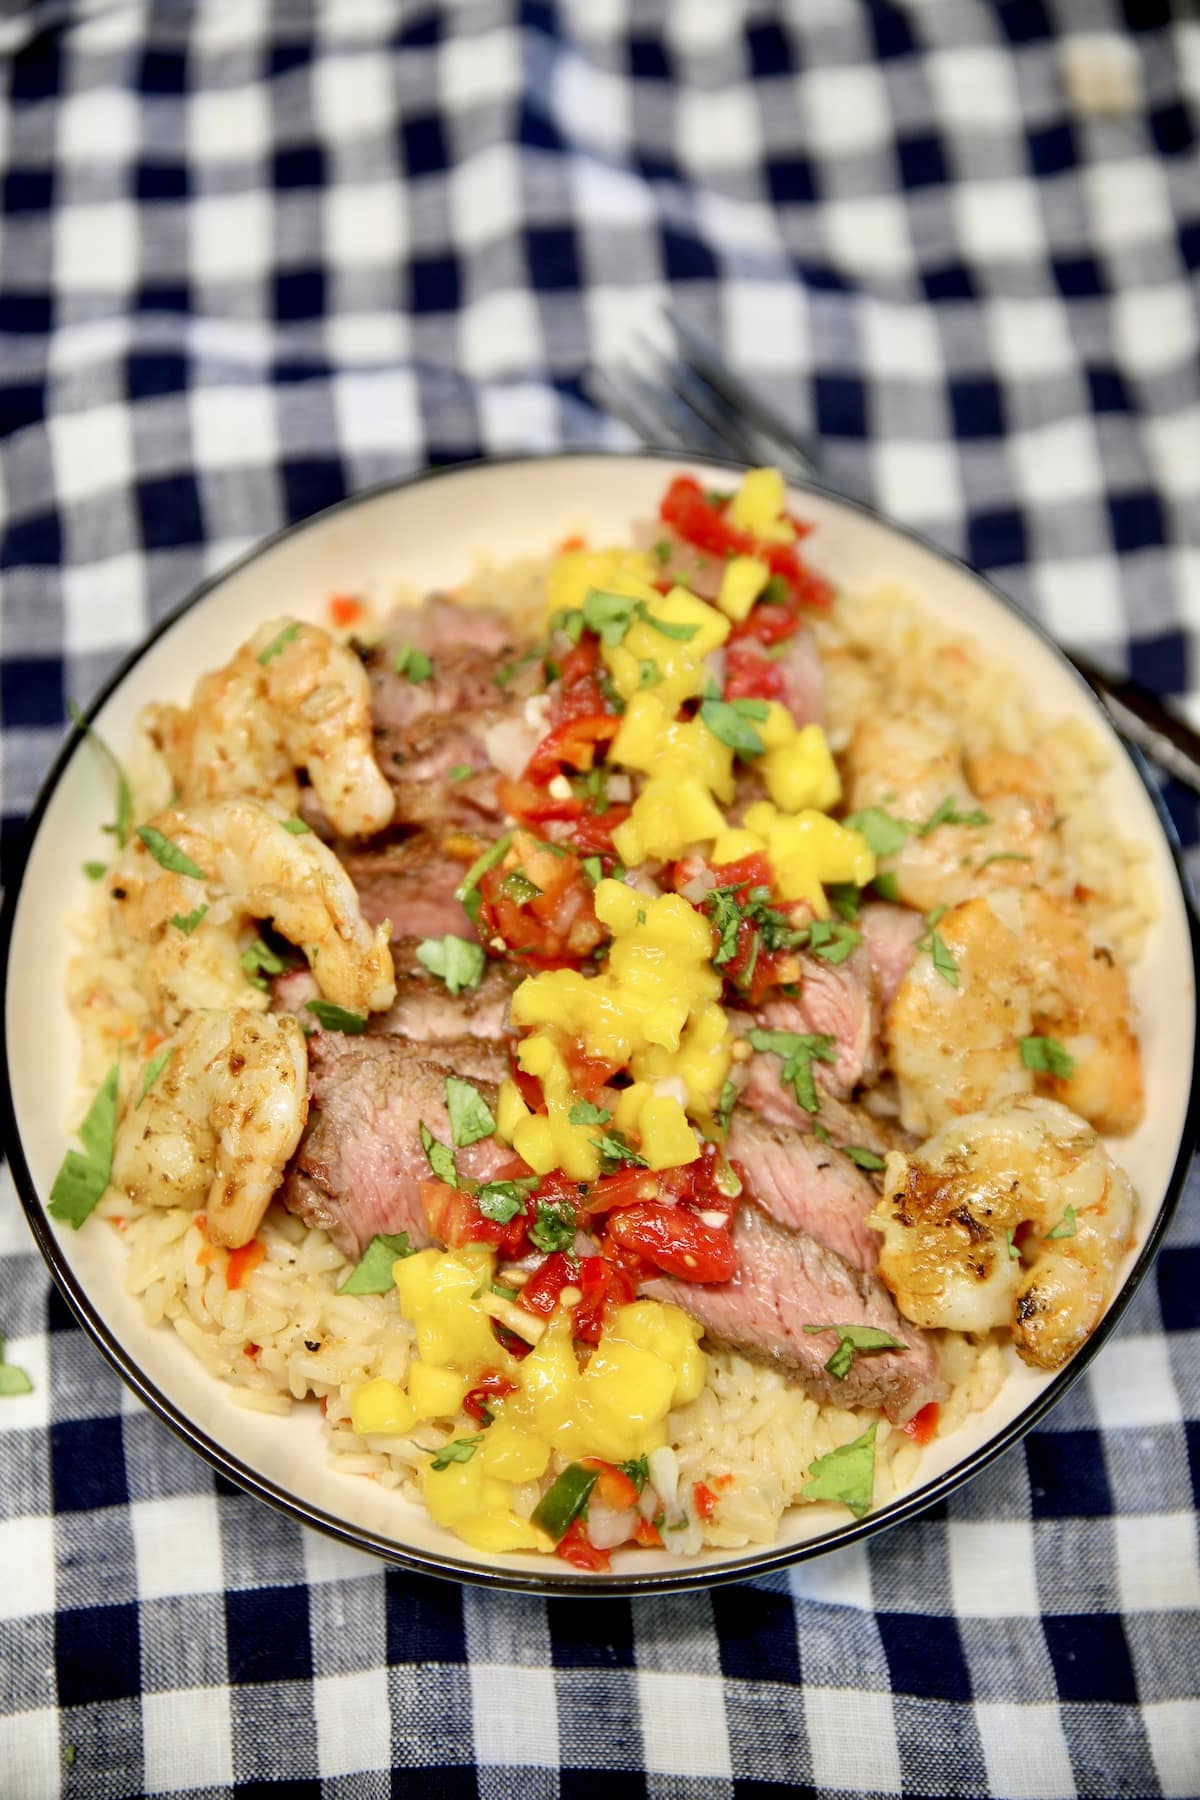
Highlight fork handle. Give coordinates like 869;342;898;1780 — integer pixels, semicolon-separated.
1067;651;1200;798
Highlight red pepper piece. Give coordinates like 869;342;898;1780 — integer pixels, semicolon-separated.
463;1373;517;1424
692;1481;718;1520
525;713;620;781
581;1458;641;1511
554;1518;611;1572
903;1401;940;1446
572;1254;636;1343
605;1202;737;1283
518;1252;577;1318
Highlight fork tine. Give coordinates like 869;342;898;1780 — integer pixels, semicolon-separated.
584;366;682;450
634;335;767;470
669;312;823;483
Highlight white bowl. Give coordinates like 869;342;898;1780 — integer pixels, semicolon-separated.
3;452;1196;1594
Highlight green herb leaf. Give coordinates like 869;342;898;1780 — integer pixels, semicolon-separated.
977;851;1031;870
449;763;477;782
257;621;300;664
281;817;310;834
67;699;133;848
715;1078;738;1134
476;1184;526;1225
916;796;992;836
415;933;486;997
455;832;513;924
419;1121;458;1187
337;1232;415;1294
549;607;585;644
1006;1228;1020;1261
170;903;209;935
916;911;959;987
83;860;108;881
640;607;699;642
844;807;910;858
425;1435;483;1471
304;1000;367;1033
393;642;434;683
746;1029;838;1113
445;1076;496;1148
569;1098;611;1126
842;1144;886;1171
826;883;862;923
591;1128;649;1171
803;1323;905;1381
581;855;603;887
529;1200;578;1254
652;540;672;566
500;870;542;905
620;1452;650;1492
705;888;744;966
637;660;663;688
240;937;285;983
136;1046;173;1108
582;588;640;646
1019;1035;1076;1078
1045;1206;1077;1241
805;918;862;966
136;825;206;880
802;1421;877;1518
699;697;770;757
872;871;900;902
48;1063;119;1228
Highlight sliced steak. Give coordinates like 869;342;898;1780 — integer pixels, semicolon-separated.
858;902;923;1013
726;1111;882;1273
729;946;878;1102
380;714;508;829
379;596;514;660
732;1052;901;1155
376;939;515;1043
342;835;475;940
643;1202;942;1422
282;1033;510;1258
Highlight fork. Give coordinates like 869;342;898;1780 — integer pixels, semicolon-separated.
587;318;1200;800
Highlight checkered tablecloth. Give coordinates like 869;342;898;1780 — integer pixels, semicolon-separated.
1;1;1197;1794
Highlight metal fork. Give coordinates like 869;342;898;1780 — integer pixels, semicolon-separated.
587;318;1200;799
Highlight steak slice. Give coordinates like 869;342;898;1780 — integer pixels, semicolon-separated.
272;939;515;1045
643;1203;943;1422
282;1033;511;1258
858;901;923;1013
726;1111;883;1273
343;834;475;940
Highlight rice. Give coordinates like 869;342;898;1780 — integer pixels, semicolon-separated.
65;566;1147;1557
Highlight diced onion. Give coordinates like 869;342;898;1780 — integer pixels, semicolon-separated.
647;1445;679;1510
484;718;540;779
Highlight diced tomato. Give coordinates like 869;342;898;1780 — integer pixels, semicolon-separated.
420;1177;530;1258
225;1238;265;1290
902;1402;940;1446
508;1058;544;1113
729;602;801;648
491;1320;534;1360
605;1202;736;1283
518;1252;577;1318
724;641;785;703
582;1458;641;1511
244;1342;260;1360
550;634;620;731
561;804;630;857
478;834;605;968
659;476;828;610
558;533;587;553
554;1518;611;1572
709;852;775;896
561;1039;622;1100
692;1481;718;1521
531;1168;586;1211
525;713;620;781
572;1254;636;1342
632;1516;664;1548
496;776;583;824
582;1168;660;1214
328;593;364;628
463;1373;517;1424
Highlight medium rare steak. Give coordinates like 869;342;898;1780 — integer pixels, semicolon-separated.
282;1034;511;1258
858;902;923;1013
726;1111;883;1273
271;938;515;1045
643;1202;943;1422
342;834;475;941
751;945;879;1095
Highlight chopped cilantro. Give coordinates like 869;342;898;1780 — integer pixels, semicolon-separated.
337;1232;414;1294
1006;1228;1020;1261
136;1046;173;1108
699;696;769;756
802;1422;877;1518
449;763;477;782
916;796;992;836
445;1076;496;1148
240;937;285;989
171;903;208;935
499;870;542;905
843;806;909;858
591;1128;648;1171
48;1063;119;1229
746;1029;838;1113
1019;1035;1076;1078
581;855;603;887
872;871;900;903
549;607;585;644
652;540;672;565
803;1323;905;1381
529;1200;577;1254
304;1000;367;1033
569;1098;611;1126
805;917;862;966
621;1452;650;1492
281;817;310;834
637;659;663;688
842;1144;886;1171
393;642;434;682
424;1435;483;1470
83;860;108;881
715;1078;738;1134
917;908;959;987
419;1122;458;1188
1045;1206;1077;1241
641;610;699;642
136;825;206;880
455;832;513;924
977;851;1031;870
257;621;300;664
416;934;486;997
826;883;862;922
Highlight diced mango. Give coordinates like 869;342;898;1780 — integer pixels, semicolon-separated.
743;801;875;914
545;547;657;620
408;1361;470;1421
579;1339;677;1437
639;1094;700;1170
477;1418;552;1483
717;555;770;621
394;1247;506;1371
453;1510;547;1553
350;1377;417;1437
762;724;842;814
710;826;766;866
728;467;795;543
610;1301;708;1406
420;1459;512;1527
511;1110;558;1177
515;1322;580;1437
495;1078;531;1144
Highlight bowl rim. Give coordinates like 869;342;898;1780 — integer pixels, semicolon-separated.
2;447;1197;1597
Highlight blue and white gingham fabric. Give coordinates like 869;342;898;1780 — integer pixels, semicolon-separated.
1;3;1197;1795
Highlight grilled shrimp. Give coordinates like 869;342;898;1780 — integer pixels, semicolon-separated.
868;1095;1137;1370
145;617;394;838
109;797;396;1023
112;1010;308;1247
887;888;1143;1138
844;714;1061;914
